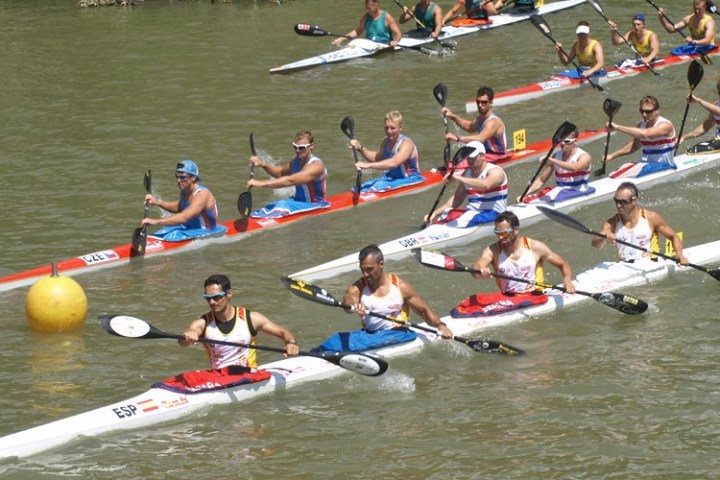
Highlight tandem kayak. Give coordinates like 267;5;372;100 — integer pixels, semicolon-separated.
464;48;720;111
0;129;605;294
289;150;720;281
269;0;587;74
2;239;717;459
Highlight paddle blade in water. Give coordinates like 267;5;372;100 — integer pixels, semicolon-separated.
591;292;649;315
130;227;147;257
319;352;389;376
237;192;252;219
465;338;525;355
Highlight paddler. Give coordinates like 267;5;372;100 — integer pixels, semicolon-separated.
399;0;444;39
312;244;452;352
425;141;508;227
441;0;499;24
591;182;688;265
179;274;301;368
331;0;402;47
555;21;606;79
442;85;508;162
657;0;716;53
248;129;330;219
603;95;677;178
141;160;227;242
452;211;575;318
678;79;720;153
609;13;661;67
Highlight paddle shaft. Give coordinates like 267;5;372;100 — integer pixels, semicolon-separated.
341;116;362;193
392;0;450;48
597;102;621;176
588;0;659;75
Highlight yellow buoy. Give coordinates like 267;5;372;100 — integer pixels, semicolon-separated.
25;263;88;332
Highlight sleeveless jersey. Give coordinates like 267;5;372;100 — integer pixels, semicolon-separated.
359;274;409;331
291;154;327;203
552;147;591;190
414;2;437;31
179;185;219;229
575;39;599;67
475;113;507;155
712;100;720;137
639;115;676;166
689;14;715;45
463;163;508;212
493;237;544;294
202;306;258;369
614;208;658;262
364;11;392;43
630;29;654;56
381;134;420;179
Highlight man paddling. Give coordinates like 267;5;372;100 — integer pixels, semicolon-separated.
442;86;508;161
349;110;424;192
657;0;716;53
609;13;660;67
518;128;595;204
451;211;575;318
555;21;606;79
442;0;499;24
678;79;720;153
399;0;443;38
180;274;300;362
591;182;688;265
248;130;330;219
332;0;402;47
603;95;677;178
313;244;452;352
425;141;508;227
141;160;227;242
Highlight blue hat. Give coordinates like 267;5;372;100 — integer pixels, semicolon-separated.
633;13;646;23
176;160;201;181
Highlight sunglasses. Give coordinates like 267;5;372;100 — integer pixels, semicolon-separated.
613;197;635;206
493;227;515;238
476;100;491;106
175;175;189;180
202;291;228;302
562;138;577;144
640;108;656;115
292;142;312;151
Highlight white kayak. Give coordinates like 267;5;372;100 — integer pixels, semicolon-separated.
289;150;720;281
269;0;587;74
3;237;718;459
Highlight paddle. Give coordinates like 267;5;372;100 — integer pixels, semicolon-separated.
433;83;452;167
340;116;362;200
281;276;525;355
537;206;720;281
530;14;605;92
587;0;660;75
237;133;256;218
421;145;475;229
594;98;622;177
643;0;712;64
130;170;152;258
708;0;720;17
293;23;440;56
98;314;389;377
412;248;649;315
391;0;455;50
675;60;705;154
517;121;576;203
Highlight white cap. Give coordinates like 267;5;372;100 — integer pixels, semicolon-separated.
465;141;486;158
576;25;590;35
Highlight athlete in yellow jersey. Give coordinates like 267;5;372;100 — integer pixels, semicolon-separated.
555;21;605;78
609;13;660;66
658;0;716;46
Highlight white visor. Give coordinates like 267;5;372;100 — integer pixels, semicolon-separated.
576;25;590;35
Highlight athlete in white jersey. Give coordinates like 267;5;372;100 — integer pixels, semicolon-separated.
179;274;300;368
591;182;688;264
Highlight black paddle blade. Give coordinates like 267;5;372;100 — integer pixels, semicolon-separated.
340;116;355;139
688;59;704;90
237;192;252;219
464;338;525;355
294;24;327;37
530;14;552;40
143;170;152;193
590;292;649;315
281;276;342;308
130;227;147;257
537;206;594;234
552;121;577;145
603;98;622;117
707;267;720;281
432;83;448;107
250;132;256;156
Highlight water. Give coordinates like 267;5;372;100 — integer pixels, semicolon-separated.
1;1;720;478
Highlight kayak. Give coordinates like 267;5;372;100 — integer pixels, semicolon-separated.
269;0;587;74
289;150;720;281
3;238;717;459
464;49;720;111
0;129;605;294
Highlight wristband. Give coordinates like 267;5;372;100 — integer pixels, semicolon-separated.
455;134;461;142
286;339;297;345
